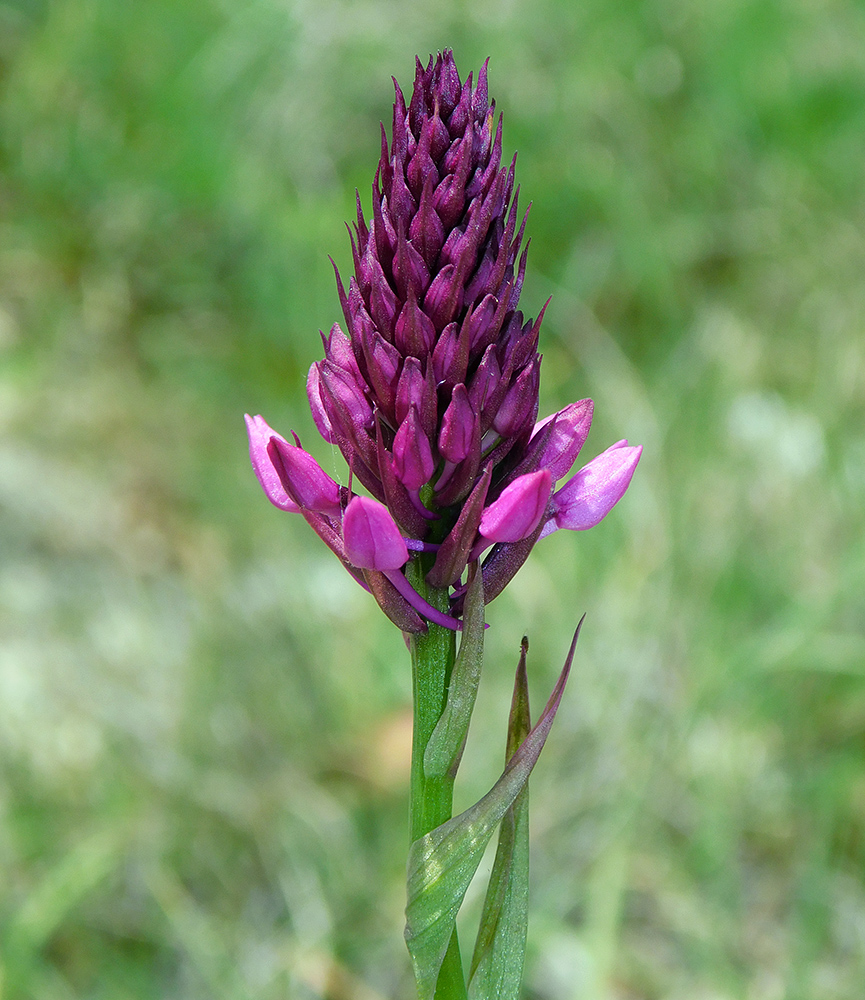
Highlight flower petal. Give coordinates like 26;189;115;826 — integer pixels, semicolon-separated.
343;496;410;570
480;469;552;543
268;436;343;517
245;414;300;512
552;441;642;530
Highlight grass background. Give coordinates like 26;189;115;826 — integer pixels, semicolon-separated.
1;0;864;997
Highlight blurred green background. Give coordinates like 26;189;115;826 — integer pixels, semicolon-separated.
2;0;864;997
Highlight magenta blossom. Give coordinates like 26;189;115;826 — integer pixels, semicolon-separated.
245;52;641;632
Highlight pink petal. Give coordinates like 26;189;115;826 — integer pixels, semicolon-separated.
553;441;642;531
245;414;300;512
479;469;553;543
342;496;409;570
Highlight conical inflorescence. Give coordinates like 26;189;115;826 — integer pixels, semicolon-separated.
247;51;641;632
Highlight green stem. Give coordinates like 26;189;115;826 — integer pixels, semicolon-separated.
407;555;467;1000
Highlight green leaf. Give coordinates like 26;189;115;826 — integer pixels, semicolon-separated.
468;637;532;1000
424;562;485;781
405;621;583;1000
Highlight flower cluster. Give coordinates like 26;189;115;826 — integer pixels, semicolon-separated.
246;51;641;633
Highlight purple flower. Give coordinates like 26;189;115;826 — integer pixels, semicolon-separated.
245;52;641;632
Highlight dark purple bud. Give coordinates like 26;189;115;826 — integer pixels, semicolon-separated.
437;51;461;115
410;174;446;269
323;322;363;382
267;436;343;518
447;73;473;136
468;343;501;417
472;59;489;119
423;263;463;333
319;359;373;435
433;121;473;229
493;356;541;438
359;324;400;417
393;224;430;301
479;469;552;543
431;321;470;391
395;287;437;358
370;193;395;275
375;414;429;537
343;495;409;570
366;253;400;338
395;357;438;440
407;110;446;198
392;405;435;490
463;293;498;352
438;384;475;464
435;416;481;507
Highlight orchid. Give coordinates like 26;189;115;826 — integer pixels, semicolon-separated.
245;51;641;1000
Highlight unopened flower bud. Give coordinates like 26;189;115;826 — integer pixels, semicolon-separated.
438;384;476;464
549;441;642;532
343;496;409;570
479;469;552;543
392;406;435;490
268;436;344;518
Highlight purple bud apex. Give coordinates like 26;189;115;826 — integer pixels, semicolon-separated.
550;441;642;532
409;174;446;268
480;469;552;543
395;287;437;358
245;414;301;512
468;343;501;417
267;436;344;518
431;320;469;390
343;496;410;570
359;324;401;417
392;406;435;490
464;293;498;352
366;253;400;337
532;399;594;481
423;262;463;332
323;323;363;381
319;360;373;434
395;357;438;440
493;356;540;438
393;224;430;301
438;384;476;464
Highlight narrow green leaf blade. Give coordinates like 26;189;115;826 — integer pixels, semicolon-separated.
405;622;583;1000
468;637;533;1000
423;562;485;781
467;793;529;1000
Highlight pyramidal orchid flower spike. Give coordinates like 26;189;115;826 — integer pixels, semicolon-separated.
244;51;641;1000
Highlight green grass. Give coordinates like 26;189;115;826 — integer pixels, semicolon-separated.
1;0;865;996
